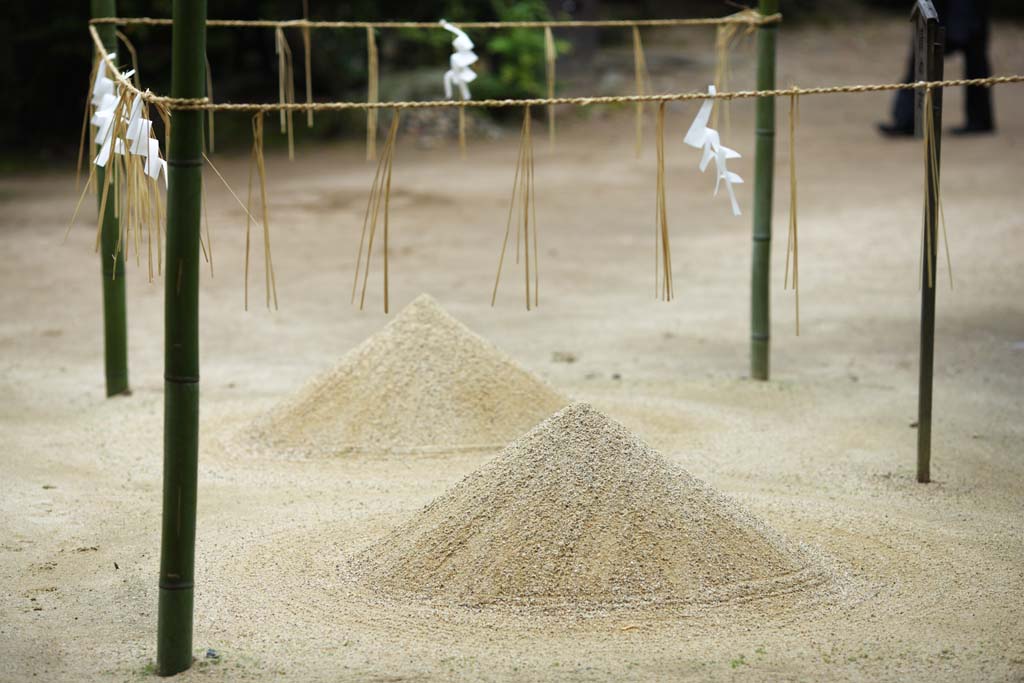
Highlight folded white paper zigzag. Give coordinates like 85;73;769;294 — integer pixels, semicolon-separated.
684;85;744;216
440;20;479;101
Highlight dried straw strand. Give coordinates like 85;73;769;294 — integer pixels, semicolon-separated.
201;169;214;278
244;130;254;310
544;26;556;150
115;30;142;89
784;90;800;334
205;53;215;154
366;27;379;161
654;102;673;301
522;110;532;308
77;55;102;194
631;26;651;158
491;111;528;307
95;93;128;253
302;0;314;128
353;110;400;312
712;9;758;138
492;106;538;310
923;88;953;290
275;26;296;160
248;114;278;309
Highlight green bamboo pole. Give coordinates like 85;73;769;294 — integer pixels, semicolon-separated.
750;0;778;381
91;0;130;397
157;0;207;675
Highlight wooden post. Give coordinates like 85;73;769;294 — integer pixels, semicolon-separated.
750;0;778;380
914;0;944;484
91;0;130;397
157;0;207;675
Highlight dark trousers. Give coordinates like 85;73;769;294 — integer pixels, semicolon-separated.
892;30;995;130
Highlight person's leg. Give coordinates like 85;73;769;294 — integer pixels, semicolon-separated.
880;46;916;135
960;35;995;131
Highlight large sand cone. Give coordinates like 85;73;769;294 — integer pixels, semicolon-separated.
353;403;827;609
251;294;567;456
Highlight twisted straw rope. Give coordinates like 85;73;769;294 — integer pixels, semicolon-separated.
90;14;784;29
89;26;1024;113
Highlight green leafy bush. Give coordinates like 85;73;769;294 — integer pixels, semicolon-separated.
471;0;571;102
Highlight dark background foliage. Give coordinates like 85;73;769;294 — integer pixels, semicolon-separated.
1;0;1020;165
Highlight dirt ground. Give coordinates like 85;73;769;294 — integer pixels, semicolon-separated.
2;17;1023;682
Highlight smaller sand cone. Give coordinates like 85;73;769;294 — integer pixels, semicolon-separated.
248;294;568;456
352;402;830;610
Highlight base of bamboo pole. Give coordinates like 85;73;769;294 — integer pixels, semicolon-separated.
157;584;194;676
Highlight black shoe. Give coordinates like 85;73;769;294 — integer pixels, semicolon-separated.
877;122;915;137
951;123;995;135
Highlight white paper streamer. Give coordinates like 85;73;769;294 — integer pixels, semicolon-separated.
684;85;744;216
89;61;163;175
440;20;478;101
144;138;167;185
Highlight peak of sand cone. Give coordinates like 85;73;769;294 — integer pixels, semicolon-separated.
251;295;567;456
352;402;827;609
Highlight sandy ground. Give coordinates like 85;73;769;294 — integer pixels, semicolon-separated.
2;18;1023;682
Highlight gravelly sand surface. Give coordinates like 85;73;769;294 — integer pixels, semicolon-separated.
247;293;566;456
353;402;837;610
1;18;1022;682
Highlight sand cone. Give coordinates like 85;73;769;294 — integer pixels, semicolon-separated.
353;402;827;609
250;294;567;456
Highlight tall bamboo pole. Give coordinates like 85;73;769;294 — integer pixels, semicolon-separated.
157;0;207;675
914;1;944;483
750;0;778;381
91;0;130;397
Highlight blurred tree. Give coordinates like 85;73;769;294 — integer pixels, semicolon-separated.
2;0;1019;165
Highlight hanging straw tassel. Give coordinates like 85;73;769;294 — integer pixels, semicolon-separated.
784;89;800;335
492;106;539;310
302;0;314;128
632;26;651;158
205;53;215;154
712;9;759;139
245;114;278;310
544;27;556;150
352;110;400;313
94;94;128;254
366;27;379;161
274;27;296;161
654;102;673;301
922;87;953;290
